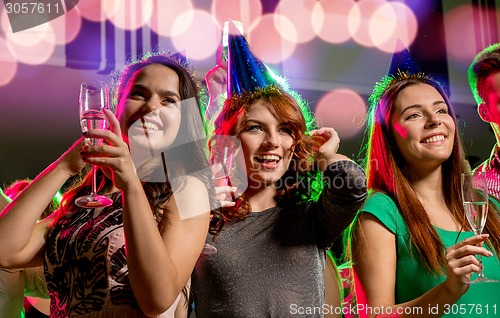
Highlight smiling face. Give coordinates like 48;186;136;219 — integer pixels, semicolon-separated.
238;100;295;189
116;64;181;156
390;83;455;172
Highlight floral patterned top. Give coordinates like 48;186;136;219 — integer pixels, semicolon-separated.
44;192;179;318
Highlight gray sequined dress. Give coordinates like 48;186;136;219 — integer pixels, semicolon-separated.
192;160;367;317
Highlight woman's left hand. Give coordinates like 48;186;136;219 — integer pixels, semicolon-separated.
309;127;350;171
80;109;139;191
444;234;492;295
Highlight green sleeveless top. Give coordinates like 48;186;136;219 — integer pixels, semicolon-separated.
361;192;500;318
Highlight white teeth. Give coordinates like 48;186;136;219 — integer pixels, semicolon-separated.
142;122;159;130
256;155;280;161
423;135;445;143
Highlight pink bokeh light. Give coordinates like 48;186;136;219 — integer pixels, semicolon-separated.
369;2;396;47
275;0;318;44
49;6;83;45
0;37;17;86
104;0;153;31
1;10;56;65
315;89;366;139
211;0;262;30
272;14;298;44
148;0;193;38
349;0;387;48
444;5;490;63
171;10;220;61
370;2;418;53
247;14;297;64
76;0;103;22
6;36;56;65
314;0;357;44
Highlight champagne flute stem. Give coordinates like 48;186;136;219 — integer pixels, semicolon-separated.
91;165;97;195
476;254;486;279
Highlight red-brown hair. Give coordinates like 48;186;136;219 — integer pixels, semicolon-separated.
211;86;320;231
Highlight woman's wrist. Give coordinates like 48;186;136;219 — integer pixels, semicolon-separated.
441;278;469;300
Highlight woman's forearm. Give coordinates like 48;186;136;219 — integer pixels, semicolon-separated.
363;282;463;318
0;161;71;263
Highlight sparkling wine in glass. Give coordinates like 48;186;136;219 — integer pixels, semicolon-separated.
75;81;113;208
461;171;497;283
201;136;241;255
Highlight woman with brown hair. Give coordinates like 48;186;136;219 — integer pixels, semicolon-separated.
348;48;500;317
0;53;212;317
191;24;367;317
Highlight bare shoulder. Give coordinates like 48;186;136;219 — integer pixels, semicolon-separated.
174;176;209;197
170;176;210;221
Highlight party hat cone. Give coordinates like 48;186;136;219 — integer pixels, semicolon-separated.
387;39;422;76
227;20;278;98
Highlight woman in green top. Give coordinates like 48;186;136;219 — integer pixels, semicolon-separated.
348;61;500;316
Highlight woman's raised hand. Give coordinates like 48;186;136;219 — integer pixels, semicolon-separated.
309;127;350;171
80;109;138;191
204;46;228;119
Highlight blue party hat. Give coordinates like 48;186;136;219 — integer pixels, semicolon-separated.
387;39;421;76
369;40;441;108
227;20;278;98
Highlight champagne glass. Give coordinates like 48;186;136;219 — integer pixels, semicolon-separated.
210;135;240;196
461;171;497;283
201;135;241;255
75;81;114;208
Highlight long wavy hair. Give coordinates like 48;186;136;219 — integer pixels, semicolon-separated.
210;85;322;231
349;74;500;273
52;54;213;230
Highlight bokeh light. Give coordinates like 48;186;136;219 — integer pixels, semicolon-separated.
7;37;56;65
148;0;193;38
104;0;153;31
275;0;318;43
368;2;396;47
49;5;83;45
211;0;262;30
272;14;298;44
76;0;103;22
171;10;220;61
349;0;387;48
314;0;357;44
247;14;297;64
444;5;489;63
371;2;417;53
0;37;18;86
1;10;56;65
314;89;366;139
